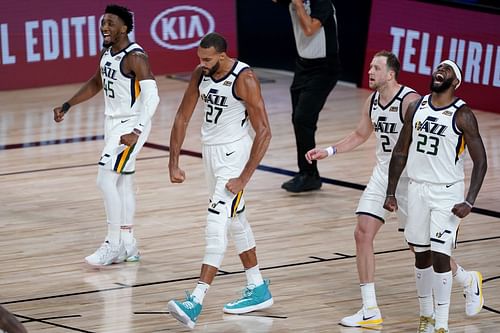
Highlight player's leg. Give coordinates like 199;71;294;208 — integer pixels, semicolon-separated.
429;182;464;332
450;257;484;316
168;143;233;328
86;117;128;266
340;174;386;327
224;206;273;314
405;180;436;332
114;121;151;262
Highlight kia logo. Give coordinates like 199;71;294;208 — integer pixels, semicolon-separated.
150;5;215;50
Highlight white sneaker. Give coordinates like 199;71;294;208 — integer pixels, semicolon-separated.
115;239;141;263
464;271;484;316
85;241;125;266
340;307;383;327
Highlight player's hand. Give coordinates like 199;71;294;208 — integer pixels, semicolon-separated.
226;178;245;195
305;148;328;163
53;106;65;122
120;132;139;146
451;202;471;218
383;196;398;212
169;165;186;183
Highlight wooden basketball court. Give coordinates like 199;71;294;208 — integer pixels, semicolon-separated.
0;69;499;332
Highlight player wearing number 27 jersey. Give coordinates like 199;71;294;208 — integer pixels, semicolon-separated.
167;33;273;329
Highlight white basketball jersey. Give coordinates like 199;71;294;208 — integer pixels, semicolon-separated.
100;43;144;117
370;86;416;171
407;94;467;184
199;61;250;145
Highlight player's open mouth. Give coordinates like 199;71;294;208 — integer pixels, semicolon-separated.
435;73;445;82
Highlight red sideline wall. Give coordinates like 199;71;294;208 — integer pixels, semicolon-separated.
363;0;500;113
0;1;237;90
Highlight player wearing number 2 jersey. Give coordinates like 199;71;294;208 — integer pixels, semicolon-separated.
167;32;273;329
385;59;487;333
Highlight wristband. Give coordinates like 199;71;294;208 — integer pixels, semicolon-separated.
326;146;337;157
133;128;142;136
386;194;395;197
62;102;71;114
464;200;473;208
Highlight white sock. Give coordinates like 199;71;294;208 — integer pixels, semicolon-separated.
245;265;264;287
120;225;134;245
453;264;471;287
360;283;378;309
433;270;453;330
192;281;210;304
415;266;434;317
107;224;121;246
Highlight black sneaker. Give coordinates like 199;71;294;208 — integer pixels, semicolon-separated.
281;173;322;193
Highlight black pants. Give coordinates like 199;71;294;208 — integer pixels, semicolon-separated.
290;56;340;175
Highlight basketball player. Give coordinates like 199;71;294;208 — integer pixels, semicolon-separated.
167;32;273;329
306;52;484;331
0;305;27;333
384;60;487;333
53;5;159;266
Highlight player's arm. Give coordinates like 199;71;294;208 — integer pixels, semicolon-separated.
227;69;272;194
120;51;160;146
452;105;487;218
53;65;103;122
306;94;373;162
291;0;324;36
384;99;418;211
168;66;203;183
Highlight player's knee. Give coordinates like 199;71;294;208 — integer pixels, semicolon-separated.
96;168;117;192
230;212;256;253
414;249;432;268
203;210;229;268
354;224;374;245
431;250;451;273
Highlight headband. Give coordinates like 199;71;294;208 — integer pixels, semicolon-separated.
440;60;462;89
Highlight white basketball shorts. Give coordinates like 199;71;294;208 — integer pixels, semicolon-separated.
404;179;464;256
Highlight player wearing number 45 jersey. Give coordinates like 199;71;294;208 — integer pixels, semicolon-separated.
307;52;484;330
385;60;487;333
53;4;159;266
167;32;273;329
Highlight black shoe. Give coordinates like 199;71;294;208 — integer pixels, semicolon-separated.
281;173;322;193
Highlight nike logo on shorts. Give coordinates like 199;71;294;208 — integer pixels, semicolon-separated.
225;151;235;156
121;119;129;123
445;184;453;188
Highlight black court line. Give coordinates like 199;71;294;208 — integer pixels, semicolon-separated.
236;314;288;319
0;135;104;150
14;313;94;333
482;276;500;315
4;137;499;219
134;311;170;315
20;314;81;323
4;235;500;318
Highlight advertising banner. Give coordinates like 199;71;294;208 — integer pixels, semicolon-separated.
0;1;237;90
364;0;499;112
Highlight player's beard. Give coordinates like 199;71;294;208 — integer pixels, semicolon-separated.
204;61;220;76
430;76;453;93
